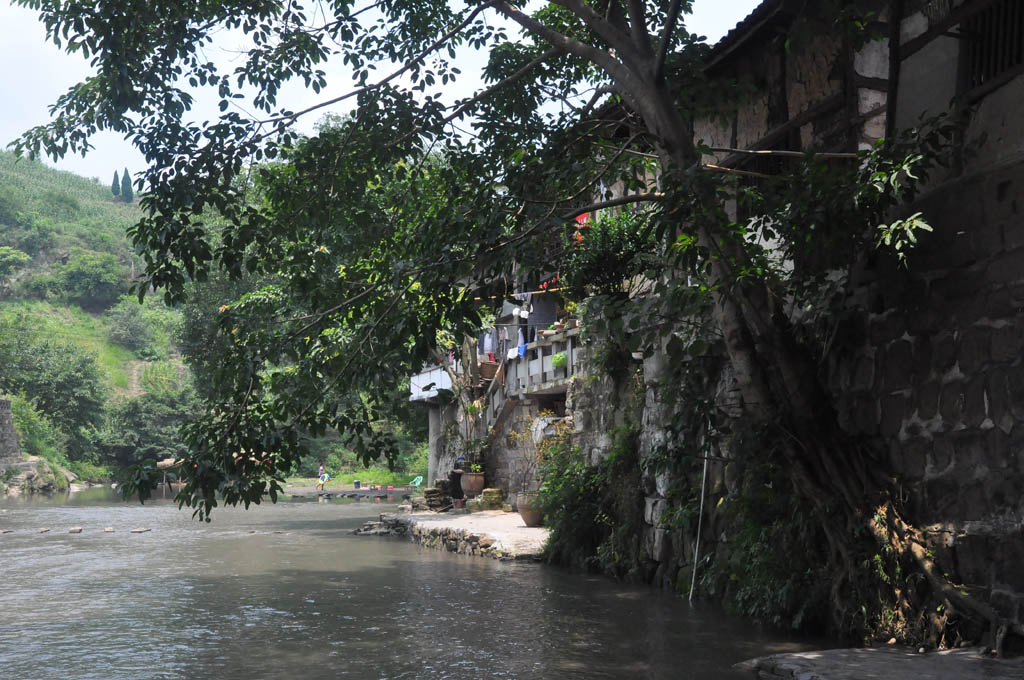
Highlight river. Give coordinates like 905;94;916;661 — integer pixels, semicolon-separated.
0;490;817;679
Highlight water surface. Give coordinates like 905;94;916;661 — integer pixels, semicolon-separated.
0;490;816;678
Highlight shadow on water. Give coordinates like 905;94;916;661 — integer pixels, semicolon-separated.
0;494;820;679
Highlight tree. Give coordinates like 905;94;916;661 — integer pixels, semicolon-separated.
15;0;997;644
58;249;127;310
120;167;133;203
111;170;120;198
0;316;108;460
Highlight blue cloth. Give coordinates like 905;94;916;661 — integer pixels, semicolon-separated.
517;344;527;358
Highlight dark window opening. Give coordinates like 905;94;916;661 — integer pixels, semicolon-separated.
963;0;1024;91
535;395;566;418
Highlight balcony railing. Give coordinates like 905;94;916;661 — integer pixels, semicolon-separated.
410;327;584;435
409;364;454;402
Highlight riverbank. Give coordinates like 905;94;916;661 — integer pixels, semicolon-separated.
356;509;549;560
735;646;1024;678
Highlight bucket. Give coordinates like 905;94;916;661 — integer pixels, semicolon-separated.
354;480;360;489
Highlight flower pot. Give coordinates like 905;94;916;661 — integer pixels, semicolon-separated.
516;492;544;527
460;471;485;498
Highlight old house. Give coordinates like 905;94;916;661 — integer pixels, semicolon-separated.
411;0;1024;638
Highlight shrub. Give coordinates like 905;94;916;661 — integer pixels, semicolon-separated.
562;212;653;299
105;297;156;354
540;424;644;576
5;392;67;464
57;249;127;310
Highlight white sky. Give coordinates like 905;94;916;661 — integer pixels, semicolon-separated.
0;1;761;182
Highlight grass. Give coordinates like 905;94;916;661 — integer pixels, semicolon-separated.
1;299;135;389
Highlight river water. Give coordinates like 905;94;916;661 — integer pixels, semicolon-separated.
0;490;816;679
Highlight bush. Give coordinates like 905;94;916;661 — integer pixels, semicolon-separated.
69;460;112;482
562;212;653;299
57;249;127;310
5;392;67;464
105;297;156;354
540;424;644;576
16;271;62;299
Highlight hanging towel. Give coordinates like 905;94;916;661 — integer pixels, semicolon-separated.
518;344;527;358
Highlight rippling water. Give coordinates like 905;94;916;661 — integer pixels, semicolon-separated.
0;490;815;679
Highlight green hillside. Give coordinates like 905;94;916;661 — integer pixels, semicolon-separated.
0;152;140;263
0;152;197;484
0;152;426;490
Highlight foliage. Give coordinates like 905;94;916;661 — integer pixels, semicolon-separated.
111;170;120;198
0;313;108;460
562;211;654;300
57;248;127;310
96;379;202;467
0;246;31;291
105;295;180;359
701;453;831;632
551;351;567;369
5;391;68;465
540;425;644;577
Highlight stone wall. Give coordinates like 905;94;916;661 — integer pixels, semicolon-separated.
832;157;1024;624
0;399;21;467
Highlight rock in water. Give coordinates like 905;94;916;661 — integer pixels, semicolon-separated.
104;527;114;532
129;528;151;533
38;528;50;533
69;527;83;534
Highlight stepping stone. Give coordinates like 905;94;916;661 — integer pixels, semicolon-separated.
0;529;13;534
272;530;286;534
69;527;83;534
38;528;50;533
129;528;151;533
104;527;114;532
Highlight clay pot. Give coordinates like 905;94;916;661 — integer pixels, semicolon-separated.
460;471;485;498
517;492;544;527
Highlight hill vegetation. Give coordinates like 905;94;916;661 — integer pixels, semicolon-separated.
0;152;426;486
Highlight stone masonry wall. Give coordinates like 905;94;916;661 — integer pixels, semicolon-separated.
830;159;1024;626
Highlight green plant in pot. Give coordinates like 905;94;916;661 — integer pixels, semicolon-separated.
458;438;487;498
551;351;567;369
509;413;572;527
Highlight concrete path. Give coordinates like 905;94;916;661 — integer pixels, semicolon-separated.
358;509;549;560
735;646;1024;679
401;509;549;558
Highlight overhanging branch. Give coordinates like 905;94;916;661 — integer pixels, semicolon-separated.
561;192;664;220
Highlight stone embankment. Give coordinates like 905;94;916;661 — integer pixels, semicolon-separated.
355;509;549;560
735;647;1024;679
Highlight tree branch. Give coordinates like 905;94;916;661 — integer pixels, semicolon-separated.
389;47;562;148
492;2;631;86
562;192;664;220
626;0;654;57
654;0;684;82
550;0;637;59
259;1;498;127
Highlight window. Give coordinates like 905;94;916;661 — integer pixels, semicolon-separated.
962;0;1024;92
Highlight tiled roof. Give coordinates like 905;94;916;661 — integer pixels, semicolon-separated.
706;0;783;66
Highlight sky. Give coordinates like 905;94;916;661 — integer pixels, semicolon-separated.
0;1;761;182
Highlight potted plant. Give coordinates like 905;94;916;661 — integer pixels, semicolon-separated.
460;461;486;498
551;351;567;369
508;412;571;527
